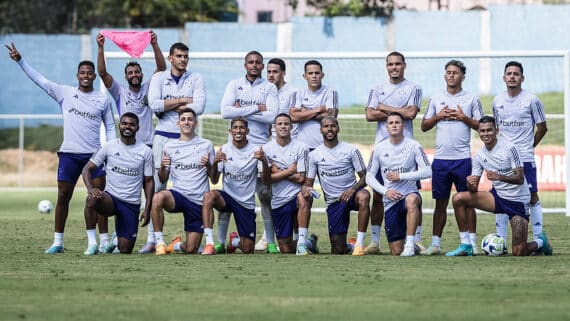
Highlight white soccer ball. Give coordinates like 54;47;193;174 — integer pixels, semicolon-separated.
481;233;507;256
38;200;53;214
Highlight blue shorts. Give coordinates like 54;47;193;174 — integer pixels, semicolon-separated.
57;152;105;183
169;189;204;233
431;158;471;199
326;195;358;236
219;190;256;241
384;192;421;243
108;193;140;242
523;162;538;193
490;188;530;220
271;197;297;239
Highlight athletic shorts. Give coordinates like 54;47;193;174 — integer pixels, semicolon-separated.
169;189;203;233
57;152;105;183
384;192;421;243
152;131;180;169
108;192;140;242
490;188;530;220
219;190;256;241
523;162;538;193
431;158;471;199
271;197;297;239
326;194;358;236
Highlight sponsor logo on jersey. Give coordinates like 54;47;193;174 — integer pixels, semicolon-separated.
173;162;202;170
319;168;350;177
226;172;253;181
382;166;412;174
68;108;98;120
499;119;527;127
111;166;140;176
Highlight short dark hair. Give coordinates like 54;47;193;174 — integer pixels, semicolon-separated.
504;61;524;75
169;42;189;55
231;116;248;128
479;115;497;127
77;60;95;72
387;111;404;121
445;59;466;74
245;51;263;62
120;112;139;126
320;115;338;127
274;113;292;123
386;51;405;63
268;58;286;71
124;61;142;74
304;60;323;72
178;107;197;118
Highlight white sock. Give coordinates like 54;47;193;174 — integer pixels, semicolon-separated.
356;231;366;247
459;231;470;245
298;227;308;245
146;221;156;244
495;214;509;239
405;235;415;248
469;233;477;247
261;230;267;242
204;228;215;245
54;232;64;246
174;242;182;251
99;233;109;247
217;212;231;244
155;232;165;245
414;226;422;243
261;205;275;243
292;231;298;241
231;235;241;248
371;225;381;243
431;235;441;248
535;238;544;249
530;202;543;240
86;229;97;246
112;234;118;246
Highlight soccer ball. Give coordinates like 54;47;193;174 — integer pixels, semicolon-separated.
37;200;53;214
481;233;507;256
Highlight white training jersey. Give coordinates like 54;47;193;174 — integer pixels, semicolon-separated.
264;138;309;208
90;139;153;204
307;141;365;205
221;77;279;145
148;70;206;134
367;79;422;143
493;90;546;162
472;139;530;203
163;137;215;205
108;80;153;145
291;85;338;149
17;59;116;154
368;137;431;210
272;83;298;139
218;142;262;209
424;90;483;159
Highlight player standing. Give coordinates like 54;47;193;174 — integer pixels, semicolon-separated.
420;60;483;255
290;60;338;150
150;108;215;255
6;43;116;254
366;112;432;256
364;51;423;254
201;117;270;255
302;117;369;255
493;61;548;247
81;113;154;254
447;116;552;256
219;51;279;254
139;42;206;253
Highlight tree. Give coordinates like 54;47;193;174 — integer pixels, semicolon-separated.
291;0;394;18
0;0;238;34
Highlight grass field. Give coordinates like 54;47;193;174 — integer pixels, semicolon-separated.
1;190;569;321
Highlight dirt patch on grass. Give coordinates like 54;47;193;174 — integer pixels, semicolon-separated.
0;149;66;187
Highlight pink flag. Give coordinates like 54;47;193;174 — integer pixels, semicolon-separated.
100;30;151;58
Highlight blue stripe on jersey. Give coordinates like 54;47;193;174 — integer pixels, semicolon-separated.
535;99;546;122
509;146;522;167
367;89;374;106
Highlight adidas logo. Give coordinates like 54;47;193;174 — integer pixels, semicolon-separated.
379;91;385;95
174;150;180;154
320;158;326;162
73;94;79;99
114;152;120;156
440;101;446;105
238;86;243;90
483;159;488;162
383;153;389;157
533;222;542;226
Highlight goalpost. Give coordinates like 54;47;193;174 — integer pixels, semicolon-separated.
104;50;570;215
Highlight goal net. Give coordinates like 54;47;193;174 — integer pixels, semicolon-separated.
105;50;570;214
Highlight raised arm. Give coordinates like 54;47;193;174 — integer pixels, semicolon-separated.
96;34;114;89
149;30;166;73
6;42;59;97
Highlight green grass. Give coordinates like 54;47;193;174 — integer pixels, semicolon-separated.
1;190;569;321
